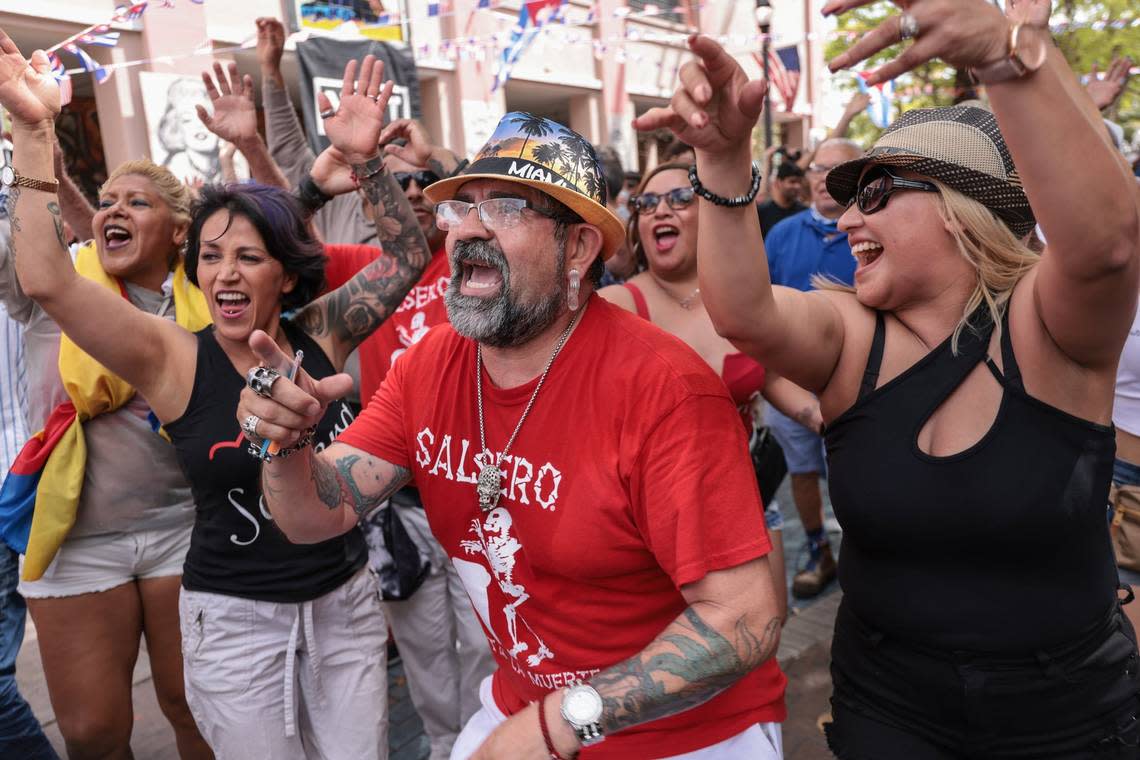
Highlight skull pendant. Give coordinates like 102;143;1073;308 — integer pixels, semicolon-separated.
477;464;502;512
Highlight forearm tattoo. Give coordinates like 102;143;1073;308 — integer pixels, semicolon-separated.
6;186;21;258
295;160;430;355
305;449;410;520
47;202;66;251
589;607;780;734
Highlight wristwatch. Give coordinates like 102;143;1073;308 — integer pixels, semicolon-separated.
560;684;605;747
0;165;59;194
969;22;1048;84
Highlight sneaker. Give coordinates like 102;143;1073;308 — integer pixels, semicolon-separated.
792;542;836;599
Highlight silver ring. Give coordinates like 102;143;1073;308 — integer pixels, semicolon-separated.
319;108;336;119
368;94;380;101
241;414;261;439
898;12;920;41
247;365;281;398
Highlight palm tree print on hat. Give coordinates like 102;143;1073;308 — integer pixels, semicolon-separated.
509;113;554;160
531;141;564;171
557;131;599;198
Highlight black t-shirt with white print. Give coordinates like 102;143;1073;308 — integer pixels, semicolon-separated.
167;321;366;603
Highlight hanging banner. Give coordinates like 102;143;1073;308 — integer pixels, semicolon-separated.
296;36;421;155
296;1;404;42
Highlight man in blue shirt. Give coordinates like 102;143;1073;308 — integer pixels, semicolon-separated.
764;138;862;599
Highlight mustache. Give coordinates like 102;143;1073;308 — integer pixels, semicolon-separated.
452;239;508;271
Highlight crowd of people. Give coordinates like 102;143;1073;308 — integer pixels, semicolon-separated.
0;0;1138;758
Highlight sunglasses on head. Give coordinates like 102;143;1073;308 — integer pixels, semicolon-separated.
630;187;696;215
393;171;441;191
851;167;939;214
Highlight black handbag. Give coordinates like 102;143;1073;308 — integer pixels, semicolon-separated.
373;488;431;601
750;426;788;508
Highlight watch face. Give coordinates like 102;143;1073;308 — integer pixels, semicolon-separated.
564;686;603;724
0;166;13;187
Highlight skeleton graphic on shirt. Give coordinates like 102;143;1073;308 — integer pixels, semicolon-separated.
391;311;431;366
460;507;554;667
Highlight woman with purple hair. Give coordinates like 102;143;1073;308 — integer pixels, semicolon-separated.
0;38;431;757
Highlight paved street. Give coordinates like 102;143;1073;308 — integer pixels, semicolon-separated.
14;477;843;759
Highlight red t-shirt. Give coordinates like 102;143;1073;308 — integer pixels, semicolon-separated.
323;244;451;407
338;296;786;757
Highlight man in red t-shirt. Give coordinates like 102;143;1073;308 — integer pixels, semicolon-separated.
323;130;497;760
239;114;786;759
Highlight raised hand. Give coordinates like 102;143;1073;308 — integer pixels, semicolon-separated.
842;91;872;120
823;0;1010;86
256;17;286;78
237;330;353;448
197;61;258;146
320;55;394;165
633;35;768;158
378;118;434;168
0;30;59;129
1086;57;1134;111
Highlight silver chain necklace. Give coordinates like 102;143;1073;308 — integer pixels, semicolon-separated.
652;275;700;310
475;310;581;512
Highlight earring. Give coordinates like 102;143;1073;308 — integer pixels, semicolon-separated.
567;268;581;311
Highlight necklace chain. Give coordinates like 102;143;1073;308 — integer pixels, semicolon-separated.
477;309;582;475
652;276;700;310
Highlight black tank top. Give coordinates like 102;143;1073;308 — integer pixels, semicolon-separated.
825;306;1118;653
167;322;367;603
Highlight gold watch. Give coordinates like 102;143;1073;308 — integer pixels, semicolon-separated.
0;165;59;194
969;22;1048;85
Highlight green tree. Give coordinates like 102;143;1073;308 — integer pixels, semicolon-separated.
822;1;1139;145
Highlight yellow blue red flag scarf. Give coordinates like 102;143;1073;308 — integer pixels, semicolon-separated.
0;241;210;580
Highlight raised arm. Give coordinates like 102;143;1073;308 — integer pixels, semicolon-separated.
826;0;1140;368
291;56;430;370
0;32;195;419
52;140;94;240
197;61;289;190
634;36;846;393
258;17;317;184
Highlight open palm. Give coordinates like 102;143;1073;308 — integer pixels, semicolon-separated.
198;61;257;144
0;31;59;128
321;55;393;164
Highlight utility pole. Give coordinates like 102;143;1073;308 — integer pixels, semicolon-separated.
755;0;774;149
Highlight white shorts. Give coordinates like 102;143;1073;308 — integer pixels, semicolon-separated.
449;676;783;760
179;565;389;760
19;522;192;598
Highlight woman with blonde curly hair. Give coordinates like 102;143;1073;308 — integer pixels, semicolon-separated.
1;156;212;758
640;0;1140;754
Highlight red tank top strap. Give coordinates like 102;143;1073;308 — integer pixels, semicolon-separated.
623;282;650;321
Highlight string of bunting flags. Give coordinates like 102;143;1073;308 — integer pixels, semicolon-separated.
37;0;1139;111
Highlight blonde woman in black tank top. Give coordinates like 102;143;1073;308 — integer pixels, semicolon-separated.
639;0;1140;757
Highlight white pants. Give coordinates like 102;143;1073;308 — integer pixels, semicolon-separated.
179;566;389;759
450;676;783;760
382;506;495;760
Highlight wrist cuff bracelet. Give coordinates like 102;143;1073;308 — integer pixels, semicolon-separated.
296;174;333;215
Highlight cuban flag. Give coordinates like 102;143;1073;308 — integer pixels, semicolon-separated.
64;44;111;84
857;73;894;129
78;29;121;47
113;2;149;22
492;0;566;92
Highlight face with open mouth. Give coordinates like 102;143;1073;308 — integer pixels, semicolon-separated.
93;174;186;291
195;210;296;342
635;168;697;278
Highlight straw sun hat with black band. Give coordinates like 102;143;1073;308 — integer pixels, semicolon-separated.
826;103;1037;238
424;112;625;260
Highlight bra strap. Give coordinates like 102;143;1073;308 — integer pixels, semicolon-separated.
623;282;650;321
859;311;887;399
998;305;1024;391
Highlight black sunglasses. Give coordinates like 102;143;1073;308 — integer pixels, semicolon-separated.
394;171;441;191
851;167;939;214
631;187;696;215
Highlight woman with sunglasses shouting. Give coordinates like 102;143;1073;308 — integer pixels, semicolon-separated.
600;161;823;622
637;0;1140;755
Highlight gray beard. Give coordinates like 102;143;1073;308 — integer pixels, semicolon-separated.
444;238;565;348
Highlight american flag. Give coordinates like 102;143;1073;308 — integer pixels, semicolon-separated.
47;52;73;106
762;45;801;112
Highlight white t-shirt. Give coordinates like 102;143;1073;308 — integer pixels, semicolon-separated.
1113;305;1140;436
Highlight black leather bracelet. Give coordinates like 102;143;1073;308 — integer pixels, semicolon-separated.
688;163;762;207
296;174;333;215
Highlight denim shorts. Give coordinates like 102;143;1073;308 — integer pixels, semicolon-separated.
767;405;827;475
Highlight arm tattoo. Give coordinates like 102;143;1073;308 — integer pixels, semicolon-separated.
589;607;780;734
6;186;21;255
295;162;430;357
47;202;66;250
308;449;410;520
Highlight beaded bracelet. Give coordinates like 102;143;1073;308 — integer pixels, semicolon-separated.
247;426;317;462
688;163;761;207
